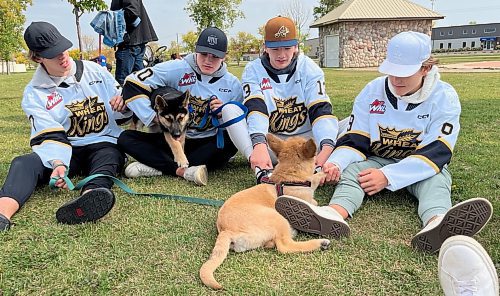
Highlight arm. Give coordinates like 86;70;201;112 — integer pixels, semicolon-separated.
241;63;272;169
121;0;142;30
22;89;72;169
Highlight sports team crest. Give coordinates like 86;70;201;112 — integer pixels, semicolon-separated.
369;99;386;114
179;72;196;86
269;97;307;133
370;125;422;159
275;26;290;38
188;94;212;130
65;96;108;137
46;91;63;110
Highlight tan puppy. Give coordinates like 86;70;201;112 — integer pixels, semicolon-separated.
199;134;330;290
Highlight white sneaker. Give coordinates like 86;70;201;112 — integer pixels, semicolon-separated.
439;235;499;296
412;198;493;253
124;162;162;178
183;165;208;186
275;195;350;239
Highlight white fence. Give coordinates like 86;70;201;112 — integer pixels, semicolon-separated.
0;61;27;74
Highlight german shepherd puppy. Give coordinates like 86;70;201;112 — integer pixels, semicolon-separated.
199;134;330;290
150;86;190;168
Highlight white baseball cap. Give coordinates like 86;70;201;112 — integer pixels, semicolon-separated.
378;31;431;77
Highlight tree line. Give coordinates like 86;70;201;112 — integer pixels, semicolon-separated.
0;0;343;72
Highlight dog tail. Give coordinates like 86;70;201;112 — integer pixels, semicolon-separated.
199;230;233;289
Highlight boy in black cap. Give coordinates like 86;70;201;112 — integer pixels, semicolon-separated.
0;21;131;231
117;27;252;186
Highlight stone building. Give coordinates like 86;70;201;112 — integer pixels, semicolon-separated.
311;0;443;68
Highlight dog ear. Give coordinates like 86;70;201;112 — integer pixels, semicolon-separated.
302;138;317;159
155;95;166;111
267;133;283;154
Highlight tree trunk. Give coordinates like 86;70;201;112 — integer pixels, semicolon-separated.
74;7;83;60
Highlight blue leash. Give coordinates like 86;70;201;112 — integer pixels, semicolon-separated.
49;173;224;207
194;99;248;149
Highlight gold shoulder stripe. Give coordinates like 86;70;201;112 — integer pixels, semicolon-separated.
243;94;265;104
410;155;440;173
311;115;337;126
31;127;66;139
307;99;331;108
125;78;152;93
248;110;269;118
439;137;453;152
346;130;370;138
334;145;367;160
33;139;72;149
126;95;150;104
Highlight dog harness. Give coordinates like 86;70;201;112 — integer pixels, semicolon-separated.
260;176;311;197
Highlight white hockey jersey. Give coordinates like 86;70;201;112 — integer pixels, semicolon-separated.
122;53;244;139
22;60;129;168
242;53;338;148
328;76;461;191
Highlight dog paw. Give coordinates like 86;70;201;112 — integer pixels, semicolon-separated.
320;239;331;250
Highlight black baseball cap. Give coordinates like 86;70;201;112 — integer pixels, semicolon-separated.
195;27;227;58
24;21;73;59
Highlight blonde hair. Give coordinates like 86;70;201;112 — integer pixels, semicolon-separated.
422;56;439;70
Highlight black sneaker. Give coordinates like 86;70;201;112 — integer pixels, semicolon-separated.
56;188;115;225
255;167;273;184
0;213;11;231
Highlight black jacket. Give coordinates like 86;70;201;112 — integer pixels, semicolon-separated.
110;0;158;46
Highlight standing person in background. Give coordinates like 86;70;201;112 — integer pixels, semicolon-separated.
242;16;339;184
110;0;158;86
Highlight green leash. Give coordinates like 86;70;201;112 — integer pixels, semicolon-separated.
49;173;224;207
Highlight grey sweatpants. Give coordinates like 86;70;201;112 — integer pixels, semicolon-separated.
329;156;452;226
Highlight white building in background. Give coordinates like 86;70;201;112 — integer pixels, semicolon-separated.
431;23;500;50
0;61;27;73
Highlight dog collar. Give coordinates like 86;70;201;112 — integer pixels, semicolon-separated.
260;177;312;197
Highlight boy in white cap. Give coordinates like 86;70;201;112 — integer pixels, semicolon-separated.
275;31;493;253
242;16;338;183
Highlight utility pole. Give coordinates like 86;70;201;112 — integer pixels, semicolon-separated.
430;0;436;11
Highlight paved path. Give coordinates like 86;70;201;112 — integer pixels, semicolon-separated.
440;61;500;72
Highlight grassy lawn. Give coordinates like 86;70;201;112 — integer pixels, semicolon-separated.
434;53;500;65
0;68;498;295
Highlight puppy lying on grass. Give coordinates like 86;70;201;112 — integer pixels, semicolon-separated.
200;134;330;290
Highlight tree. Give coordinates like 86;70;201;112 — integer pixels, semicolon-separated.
184;0;244;31
281;0;311;44
82;34;96;59
229;32;260;66
313;0;344;20
66;0;107;59
0;0;32;74
182;31;198;53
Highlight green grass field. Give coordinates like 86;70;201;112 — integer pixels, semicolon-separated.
0;67;498;295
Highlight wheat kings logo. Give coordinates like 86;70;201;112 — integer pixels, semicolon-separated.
65;96;108;137
269;97;307;133
370;125;422;159
188;95;212;130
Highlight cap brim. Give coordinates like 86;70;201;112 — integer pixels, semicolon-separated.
39;37;73;59
265;39;298;48
195;45;225;58
378;59;421;77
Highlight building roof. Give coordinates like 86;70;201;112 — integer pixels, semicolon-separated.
311;0;444;28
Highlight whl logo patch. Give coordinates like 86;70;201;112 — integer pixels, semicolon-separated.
369;99;386;114
179;72;196;86
261;78;272;91
46;91;63;110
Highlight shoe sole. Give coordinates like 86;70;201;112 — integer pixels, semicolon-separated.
275;196;350;239
438;235;499;295
195;165;208;186
412;198;492;253
56;189;115;225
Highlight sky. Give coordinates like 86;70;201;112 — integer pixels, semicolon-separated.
24;0;500;49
